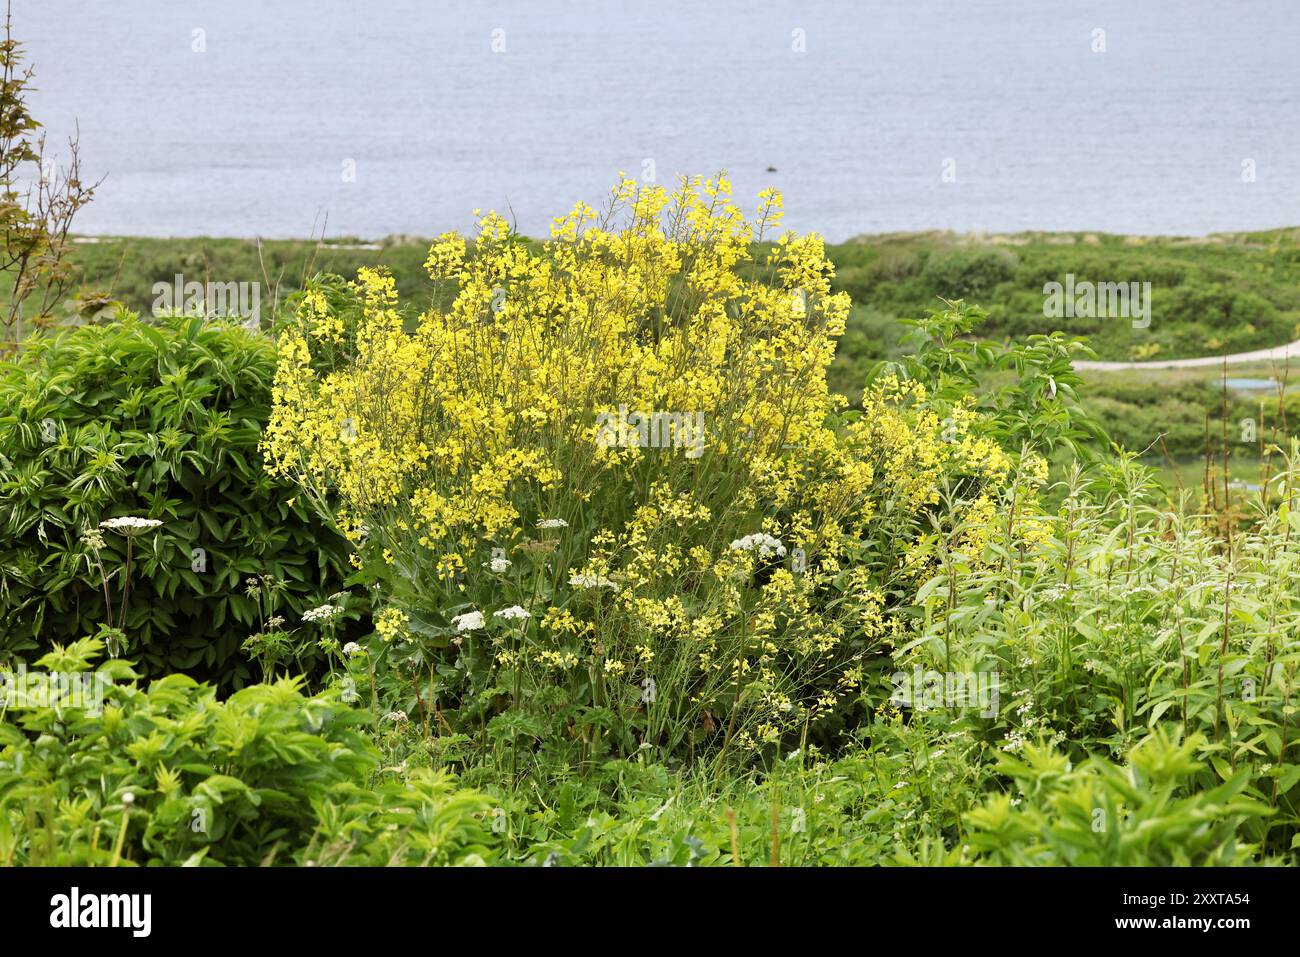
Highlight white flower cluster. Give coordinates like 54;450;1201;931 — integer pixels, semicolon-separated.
536;518;568;529
493;605;530;620
302;603;341;623
451;610;485;632
1001;697;1064;752
99;516;163;534
728;533;787;559
342;641;363;657
485;556;512;573
568;573;620;592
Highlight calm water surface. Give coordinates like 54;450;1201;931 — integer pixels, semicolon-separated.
24;0;1300;239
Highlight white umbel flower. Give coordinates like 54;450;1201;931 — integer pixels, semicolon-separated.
99;516;163;536
302;603;341;623
484;556;512;573
536;518;568;529
729;533;787;559
569;573;620;592
342;642;363;657
493;605;530;620
451;610;485;632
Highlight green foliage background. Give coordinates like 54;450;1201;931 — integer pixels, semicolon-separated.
0;313;352;684
53;228;1300;474
0;638;498;866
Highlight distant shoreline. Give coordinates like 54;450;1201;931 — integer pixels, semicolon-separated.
62;230;1300;373
71;226;1300;248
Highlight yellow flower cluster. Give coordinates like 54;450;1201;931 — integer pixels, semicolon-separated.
854;375;1011;511
266;177;849;545
375;607;410;643
263;175;1042;756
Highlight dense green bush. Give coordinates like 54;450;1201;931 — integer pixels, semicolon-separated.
891;454;1300;859
0;312;353;684
547;722;1258;870
966;732;1268;866
917;248;1018;300
1077;372;1273;472
0;637;499;866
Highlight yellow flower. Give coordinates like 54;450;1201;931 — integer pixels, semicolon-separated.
261;175;1033;755
375;607;409;643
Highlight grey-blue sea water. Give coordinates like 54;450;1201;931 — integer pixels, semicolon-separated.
24;0;1300;240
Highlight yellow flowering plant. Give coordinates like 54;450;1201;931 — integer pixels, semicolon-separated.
264;175;1039;771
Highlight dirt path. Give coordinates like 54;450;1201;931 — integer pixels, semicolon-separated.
1075;339;1300;372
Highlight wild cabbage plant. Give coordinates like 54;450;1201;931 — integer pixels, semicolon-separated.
264;176;1041;771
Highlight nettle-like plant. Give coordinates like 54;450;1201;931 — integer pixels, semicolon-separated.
265;175;1039;771
895;448;1300;857
0;311;353;684
877;298;1104;458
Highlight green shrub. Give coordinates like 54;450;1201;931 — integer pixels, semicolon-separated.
966;732;1269;865
892;453;1300;858
917;248;1017;300
0;637;499;865
0;312;353;684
